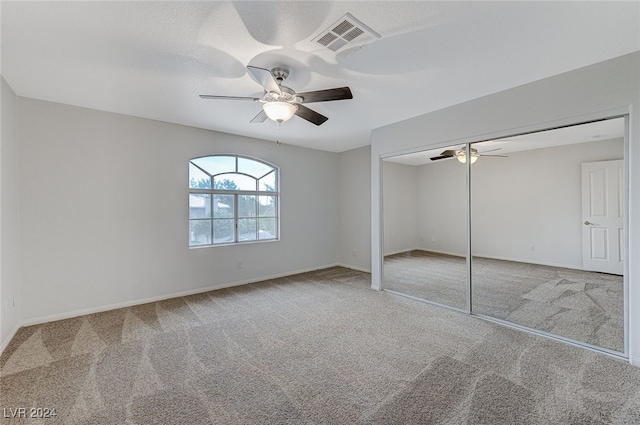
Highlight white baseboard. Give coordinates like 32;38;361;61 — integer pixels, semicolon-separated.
473;253;581;271
630;355;640;368
416;248;465;258
414;248;582;271
336;263;371;273
0;323;21;357
386;248;466;258
384;248;420;257
20;263;341;328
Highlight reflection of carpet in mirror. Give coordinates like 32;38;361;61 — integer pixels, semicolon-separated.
384;250;623;353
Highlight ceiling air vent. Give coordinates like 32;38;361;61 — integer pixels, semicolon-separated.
312;13;381;53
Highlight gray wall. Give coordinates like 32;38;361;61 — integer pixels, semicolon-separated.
416;157;467;257
469;138;623;268
16;97;340;324
1;76;21;350
409;138;623;268
338;145;371;271
382;161;418;256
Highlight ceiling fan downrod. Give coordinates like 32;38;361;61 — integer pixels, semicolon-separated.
271;68;289;85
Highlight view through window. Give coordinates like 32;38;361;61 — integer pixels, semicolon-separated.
189;155;279;247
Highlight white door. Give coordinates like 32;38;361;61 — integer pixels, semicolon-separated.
581;160;624;275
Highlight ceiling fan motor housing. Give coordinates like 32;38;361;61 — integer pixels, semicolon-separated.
271;67;289;85
267;68;301;102
199;64;353;126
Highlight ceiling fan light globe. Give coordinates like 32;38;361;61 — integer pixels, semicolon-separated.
263;102;297;123
456;152;479;164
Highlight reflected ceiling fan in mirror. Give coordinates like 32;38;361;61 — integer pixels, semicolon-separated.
200;66;353;126
430;147;507;163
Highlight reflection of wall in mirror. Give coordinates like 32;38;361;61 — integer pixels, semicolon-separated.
382;161;418;256
413;138;623;270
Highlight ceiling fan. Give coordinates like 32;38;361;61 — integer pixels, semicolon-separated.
430;147;507;164
199;66;353;126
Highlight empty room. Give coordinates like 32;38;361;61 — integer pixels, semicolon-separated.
2;2;640;424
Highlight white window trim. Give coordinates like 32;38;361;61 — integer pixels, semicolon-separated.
189;155;279;247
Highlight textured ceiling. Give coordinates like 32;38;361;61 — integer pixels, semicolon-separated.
2;1;639;152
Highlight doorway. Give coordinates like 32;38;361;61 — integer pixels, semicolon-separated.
582;160;624;275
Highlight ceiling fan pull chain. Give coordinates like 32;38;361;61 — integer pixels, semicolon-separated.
276;122;282;146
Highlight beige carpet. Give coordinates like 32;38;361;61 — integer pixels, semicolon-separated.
384;250;624;352
2;267;639;424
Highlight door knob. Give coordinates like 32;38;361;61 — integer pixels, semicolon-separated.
584;221;592;225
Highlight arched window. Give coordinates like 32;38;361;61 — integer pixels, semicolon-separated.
189;155;279;246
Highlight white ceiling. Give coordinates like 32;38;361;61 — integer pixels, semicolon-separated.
2;1;639;153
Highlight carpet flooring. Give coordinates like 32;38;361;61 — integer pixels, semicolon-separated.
384;250;624;353
2;267;639;424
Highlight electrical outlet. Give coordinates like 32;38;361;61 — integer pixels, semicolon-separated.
529;244;535;252
237;261;243;269
352;249;357;257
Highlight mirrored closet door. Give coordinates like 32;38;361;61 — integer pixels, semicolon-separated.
470;118;626;354
382;145;467;311
381;116;626;355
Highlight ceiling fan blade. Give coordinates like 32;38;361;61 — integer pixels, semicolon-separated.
297;87;353;103
430;149;459;161
481;154;508;158
294;104;328;126
199;95;260;101
247;66;281;94
250;109;268;123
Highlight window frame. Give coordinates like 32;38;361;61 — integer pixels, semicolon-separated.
189;155;279;247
